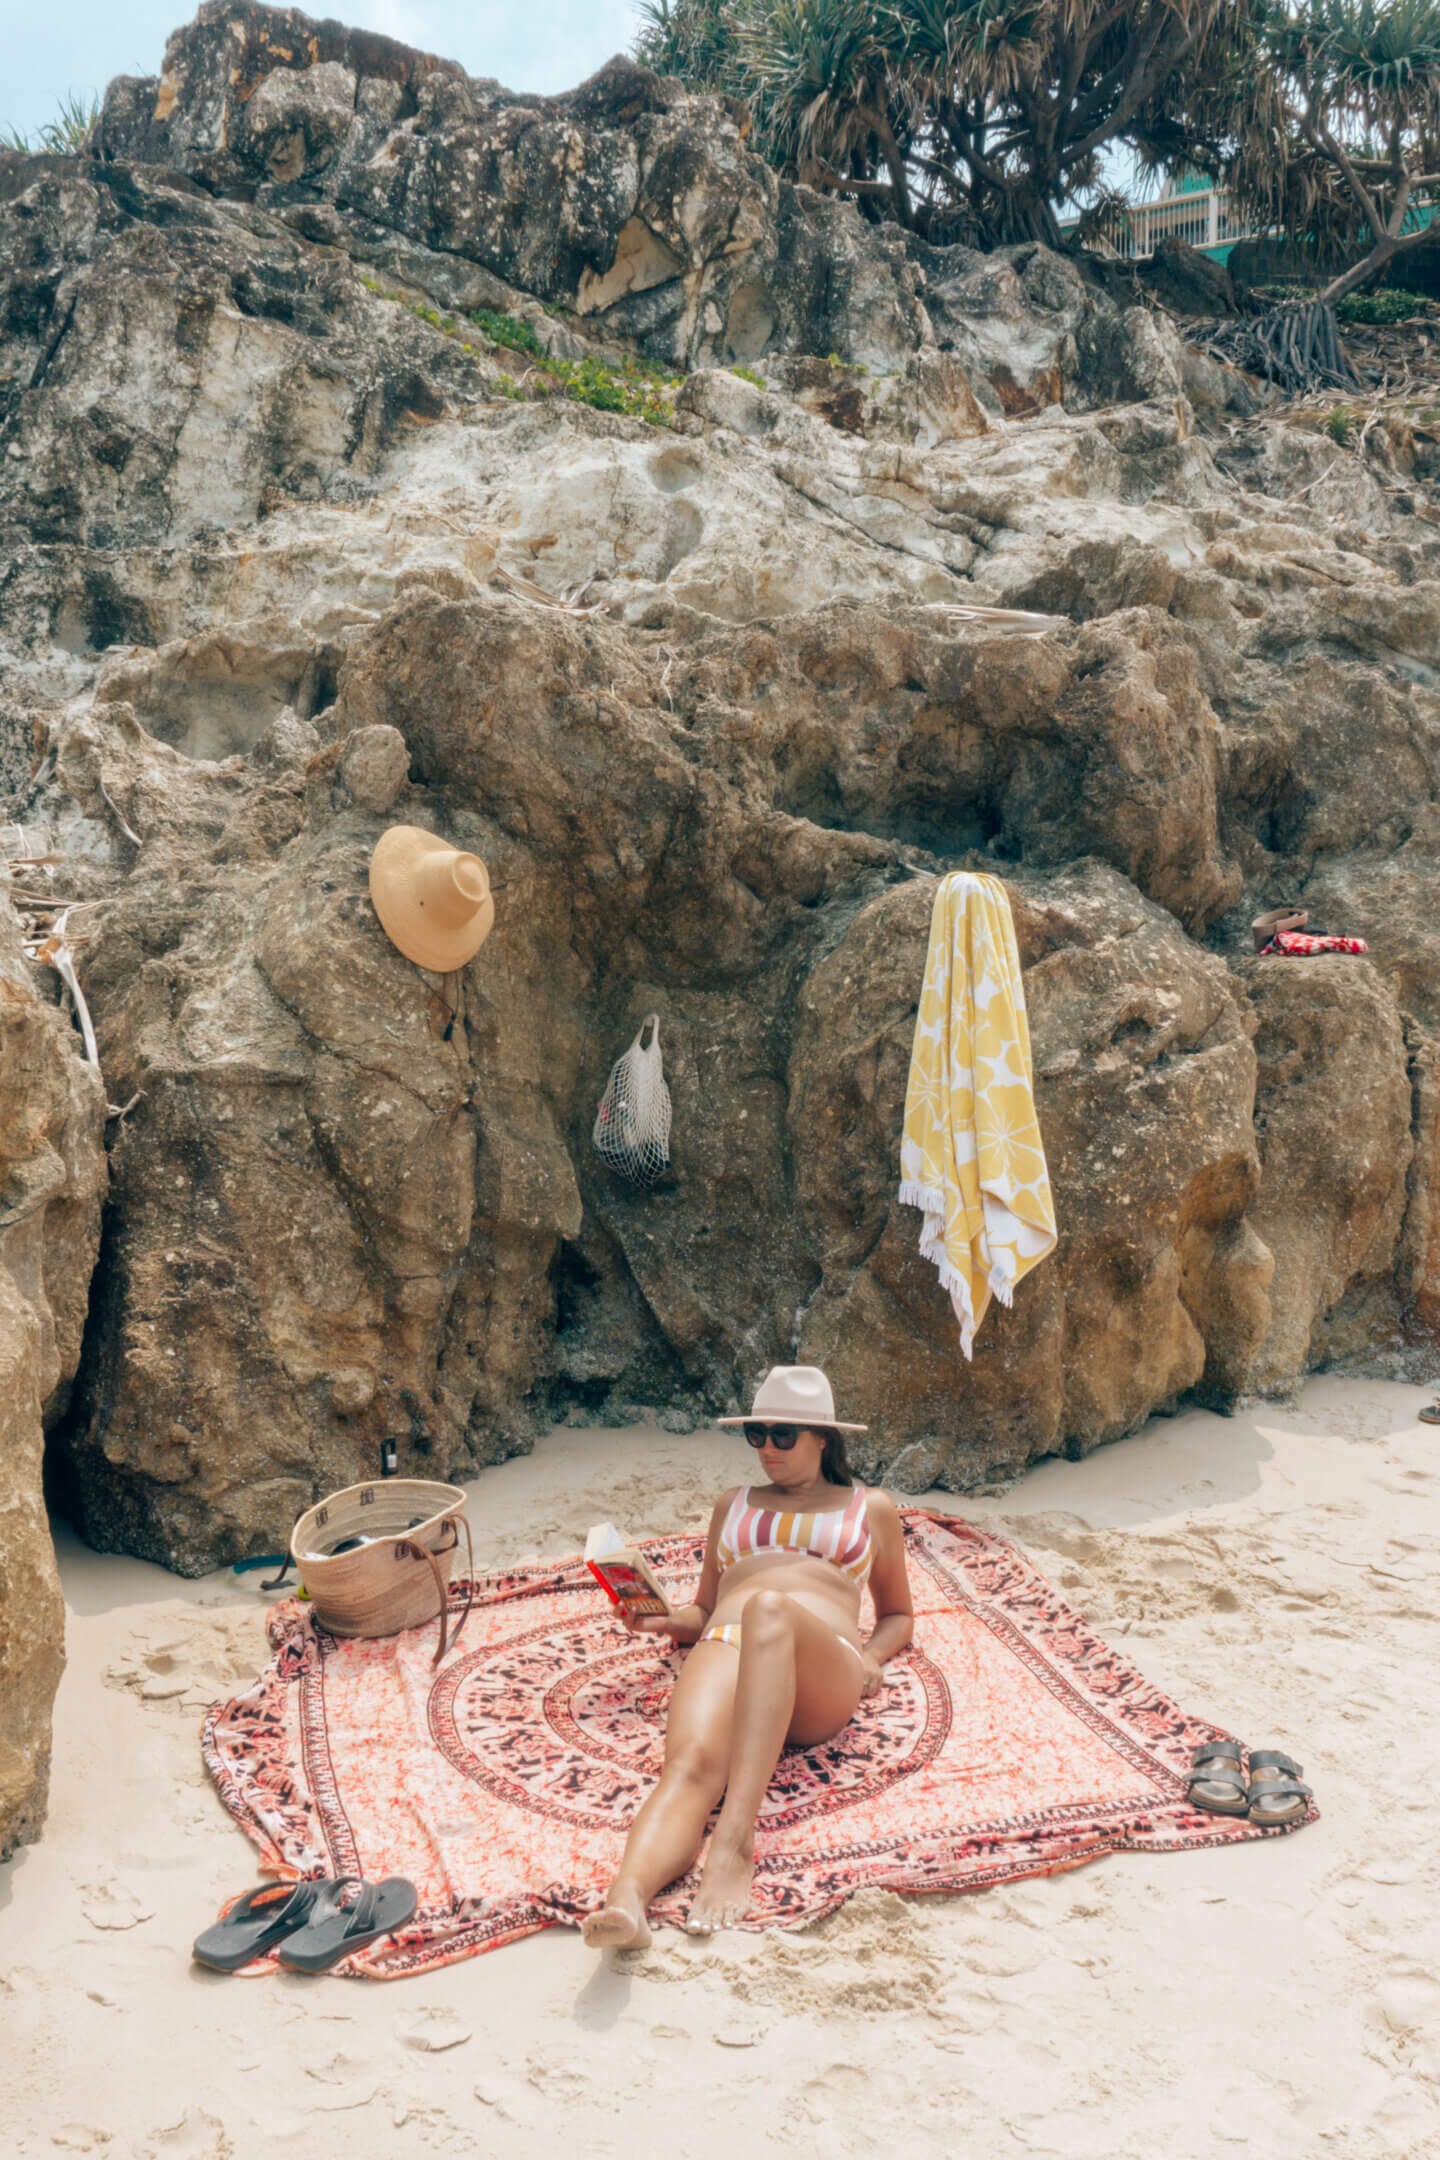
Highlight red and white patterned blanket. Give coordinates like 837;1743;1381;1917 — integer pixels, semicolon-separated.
203;1511;1315;1976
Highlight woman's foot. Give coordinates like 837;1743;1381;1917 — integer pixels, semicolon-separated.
687;1837;755;1934
581;1884;651;1951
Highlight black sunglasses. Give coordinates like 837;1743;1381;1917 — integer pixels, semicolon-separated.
744;1423;805;1448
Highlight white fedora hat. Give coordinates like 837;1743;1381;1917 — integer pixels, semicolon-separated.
717;1365;868;1433
369;824;495;974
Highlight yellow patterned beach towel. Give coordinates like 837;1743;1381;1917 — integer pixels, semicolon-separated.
899;872;1056;1357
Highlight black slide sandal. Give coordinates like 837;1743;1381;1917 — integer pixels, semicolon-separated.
275;1876;418;1973
192;1878;334;1972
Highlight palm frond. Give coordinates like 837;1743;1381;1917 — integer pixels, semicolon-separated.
1;91;98;156
733;0;893;167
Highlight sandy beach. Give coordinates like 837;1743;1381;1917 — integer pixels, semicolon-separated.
5;1375;1438;2160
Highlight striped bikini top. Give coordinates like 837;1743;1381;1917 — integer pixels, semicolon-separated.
716;1483;873;1589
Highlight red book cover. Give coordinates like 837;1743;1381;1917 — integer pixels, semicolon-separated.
584;1529;670;1617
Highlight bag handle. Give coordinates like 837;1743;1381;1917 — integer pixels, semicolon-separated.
394;1513;475;1667
634;1012;661;1053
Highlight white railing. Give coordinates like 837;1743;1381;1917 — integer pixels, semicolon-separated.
1060;185;1252;260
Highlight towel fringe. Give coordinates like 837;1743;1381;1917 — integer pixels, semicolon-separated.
933;1252;978;1320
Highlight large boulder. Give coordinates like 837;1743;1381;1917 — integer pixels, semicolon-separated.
789;862;1264;1488
1402;1028;1440;1343
0;908;106;1857
911;239;1188;415
1138;237;1236;319
1234;957;1414;1391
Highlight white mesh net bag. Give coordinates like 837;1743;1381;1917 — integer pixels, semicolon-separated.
593;1013;672;1185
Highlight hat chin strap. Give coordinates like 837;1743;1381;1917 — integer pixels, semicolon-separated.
416;850;489;928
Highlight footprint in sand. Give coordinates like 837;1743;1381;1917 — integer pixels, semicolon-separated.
524;2059;589;2103
720;1891;944;2019
1368;1972;1440;2041
137;2110;232;2158
395;2006;473;2053
473;2072;541;2127
388;2101;475;2144
103;1614;268;1715
80;1881;153;1932
713;2020;764;2048
307;2047;377;2086
302;2053;384;2114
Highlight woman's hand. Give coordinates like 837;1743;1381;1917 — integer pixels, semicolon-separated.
860;1651;885;1698
621;1602;705;1644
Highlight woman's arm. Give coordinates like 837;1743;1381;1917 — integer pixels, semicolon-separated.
623;1488;736;1647
859;1491;914;1688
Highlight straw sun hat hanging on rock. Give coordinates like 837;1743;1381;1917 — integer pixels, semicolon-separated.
369;824;495;973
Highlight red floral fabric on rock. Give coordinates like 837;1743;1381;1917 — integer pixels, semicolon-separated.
203;1513;1315;1977
1259;930;1368;956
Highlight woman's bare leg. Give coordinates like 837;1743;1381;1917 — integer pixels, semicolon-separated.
687;1593;864;1935
583;1644;737;1949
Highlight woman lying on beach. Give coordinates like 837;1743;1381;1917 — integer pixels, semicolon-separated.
583;1366;913;1947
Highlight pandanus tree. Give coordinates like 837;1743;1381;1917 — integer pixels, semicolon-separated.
637;0;1262;246
1225;0;1440;306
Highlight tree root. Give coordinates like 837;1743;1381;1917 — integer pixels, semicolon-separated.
1211;300;1358;393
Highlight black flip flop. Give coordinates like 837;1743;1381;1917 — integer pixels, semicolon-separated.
275;1875;418;1973
192;1878;335;1972
1186;1739;1250;1816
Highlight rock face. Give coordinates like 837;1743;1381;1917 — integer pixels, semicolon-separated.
1241;959;1414;1389
91;3;932;374
1;1;1438;1574
792;863;1266;1489
0;910;106;1856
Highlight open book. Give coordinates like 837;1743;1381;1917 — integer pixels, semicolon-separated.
585;1522;672;1618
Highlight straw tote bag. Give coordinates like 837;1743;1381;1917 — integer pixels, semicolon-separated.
290;1478;474;1666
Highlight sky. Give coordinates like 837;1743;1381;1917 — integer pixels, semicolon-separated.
1;0;645;142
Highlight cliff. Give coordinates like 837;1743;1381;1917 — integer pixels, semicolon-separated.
0;0;1436;1635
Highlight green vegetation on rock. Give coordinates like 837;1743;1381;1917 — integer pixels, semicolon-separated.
360;279;681;426
469;308;546;358
1;91;98;155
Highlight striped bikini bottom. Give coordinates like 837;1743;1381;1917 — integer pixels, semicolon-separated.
699;1620;865;1668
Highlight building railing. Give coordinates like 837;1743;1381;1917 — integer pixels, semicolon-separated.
1060;181;1439;261
1059;184;1252;259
